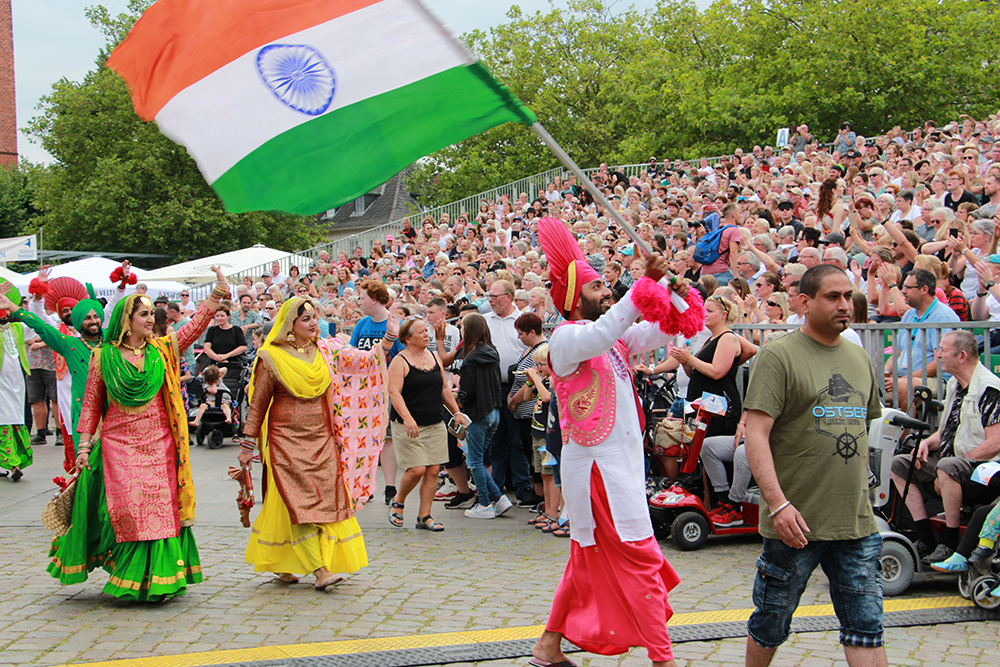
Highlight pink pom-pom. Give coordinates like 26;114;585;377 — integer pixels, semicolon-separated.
28;277;49;297
631;277;706;338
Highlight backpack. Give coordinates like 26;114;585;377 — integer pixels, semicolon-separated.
692;224;735;266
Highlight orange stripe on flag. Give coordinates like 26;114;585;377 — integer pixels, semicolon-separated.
107;0;381;121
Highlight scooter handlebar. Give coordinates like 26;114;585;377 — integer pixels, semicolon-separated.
888;414;931;432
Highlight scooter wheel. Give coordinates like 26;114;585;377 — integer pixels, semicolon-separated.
879;540;915;597
971;574;1000;610
671;511;709;551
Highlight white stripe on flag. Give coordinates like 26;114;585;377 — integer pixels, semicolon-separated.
154;0;473;183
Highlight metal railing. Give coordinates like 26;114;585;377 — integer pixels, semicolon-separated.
729;321;999;420
207;157;740;297
189;130;904;298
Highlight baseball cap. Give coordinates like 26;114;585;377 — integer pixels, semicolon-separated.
820;232;846;246
985;254;1000;265
386;234;394;241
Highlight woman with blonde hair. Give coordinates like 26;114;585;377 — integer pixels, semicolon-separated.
387;318;468;531
669;295;747;526
951;218;998;299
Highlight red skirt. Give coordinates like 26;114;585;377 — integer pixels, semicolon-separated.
546;465;681;662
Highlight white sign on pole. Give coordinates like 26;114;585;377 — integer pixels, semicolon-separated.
776;128;790;148
0;235;38;262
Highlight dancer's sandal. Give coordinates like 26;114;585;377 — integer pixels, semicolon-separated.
416;515;445;531
314;573;345;590
388;501;404;528
275;573;300;584
527;658;579;667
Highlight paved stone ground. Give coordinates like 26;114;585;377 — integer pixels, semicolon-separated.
0;437;997;666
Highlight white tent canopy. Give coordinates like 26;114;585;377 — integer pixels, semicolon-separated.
0;264;22;286
15;257;188;301
140;244;314;285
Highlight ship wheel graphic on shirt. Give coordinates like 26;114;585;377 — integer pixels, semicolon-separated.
833;430;860;463
256;44;336;116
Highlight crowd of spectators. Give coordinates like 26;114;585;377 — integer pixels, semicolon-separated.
160;112;1000;527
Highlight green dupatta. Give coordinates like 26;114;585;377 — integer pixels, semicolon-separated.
100;294;165;408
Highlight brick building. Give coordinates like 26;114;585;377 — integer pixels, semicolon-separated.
0;0;15;168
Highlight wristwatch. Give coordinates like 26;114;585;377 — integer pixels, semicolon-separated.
978;280;995;297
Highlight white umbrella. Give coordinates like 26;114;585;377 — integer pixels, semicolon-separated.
140;244;315;284
16;256;188;301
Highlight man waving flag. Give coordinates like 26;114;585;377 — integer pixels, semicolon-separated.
107;0;537;216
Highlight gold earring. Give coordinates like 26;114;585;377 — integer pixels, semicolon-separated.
286;332;296;344
125;328;131;337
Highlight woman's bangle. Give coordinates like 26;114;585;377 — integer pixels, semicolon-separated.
768;500;792;519
211;285;227;298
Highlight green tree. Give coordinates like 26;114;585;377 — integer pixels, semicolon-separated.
410;0;1000;206
24;2;321;260
0;162;37;240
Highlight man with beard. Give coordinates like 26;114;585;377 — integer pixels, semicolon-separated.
1;274;124;473
531;217;704;667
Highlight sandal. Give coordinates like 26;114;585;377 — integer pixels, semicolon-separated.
275;573;299;584
314;573;345;590
540;520;559;533
551;520;570;538
388;501;404;528
529;513;557;527
415;515;445;531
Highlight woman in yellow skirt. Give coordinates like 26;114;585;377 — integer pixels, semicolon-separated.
239;296;397;589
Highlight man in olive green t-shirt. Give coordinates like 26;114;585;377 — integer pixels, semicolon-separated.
743;265;886;667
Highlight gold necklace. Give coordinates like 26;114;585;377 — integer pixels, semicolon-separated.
120;340;146;354
290;339;314;354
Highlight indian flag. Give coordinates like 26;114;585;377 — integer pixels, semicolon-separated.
107;0;537;215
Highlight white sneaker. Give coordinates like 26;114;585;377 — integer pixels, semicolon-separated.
434;481;458;501
464;503;496;519
493;495;513;517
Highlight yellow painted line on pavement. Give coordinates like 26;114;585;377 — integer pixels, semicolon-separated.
65;596;974;667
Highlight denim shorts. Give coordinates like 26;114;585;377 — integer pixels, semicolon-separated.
747;533;884;649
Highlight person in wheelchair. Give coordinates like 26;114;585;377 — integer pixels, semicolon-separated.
190;365;233;428
890;330;1000;564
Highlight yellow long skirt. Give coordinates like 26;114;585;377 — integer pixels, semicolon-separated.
245;441;368;575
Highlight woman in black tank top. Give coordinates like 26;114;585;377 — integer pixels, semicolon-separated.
387;318;468;531
669;294;750;522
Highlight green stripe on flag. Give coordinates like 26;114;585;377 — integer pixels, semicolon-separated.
211;62;536;215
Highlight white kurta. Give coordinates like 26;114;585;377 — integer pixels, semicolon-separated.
550;286;674;547
0;344;26;425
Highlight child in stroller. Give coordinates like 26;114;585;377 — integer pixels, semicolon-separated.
189;365;237;448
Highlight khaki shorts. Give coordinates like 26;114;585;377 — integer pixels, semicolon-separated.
531;436;553;476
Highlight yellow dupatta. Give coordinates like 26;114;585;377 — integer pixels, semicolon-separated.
248;298;332;465
149;335;197;525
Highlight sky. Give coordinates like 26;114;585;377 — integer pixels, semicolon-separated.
11;0;694;165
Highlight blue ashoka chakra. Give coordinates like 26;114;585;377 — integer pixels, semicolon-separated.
256;44;336;116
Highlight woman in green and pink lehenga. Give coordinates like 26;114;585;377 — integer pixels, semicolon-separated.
51;267;228;601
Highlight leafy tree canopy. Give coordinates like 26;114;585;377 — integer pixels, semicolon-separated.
24;0;321;261
410;0;1000;206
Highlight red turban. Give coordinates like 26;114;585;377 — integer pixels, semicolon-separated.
537;217;602;318
57;297;79;314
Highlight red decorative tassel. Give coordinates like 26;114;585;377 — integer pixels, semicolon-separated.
52;476;69;491
28;277;50;297
109;267;138;286
631;277;706;339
